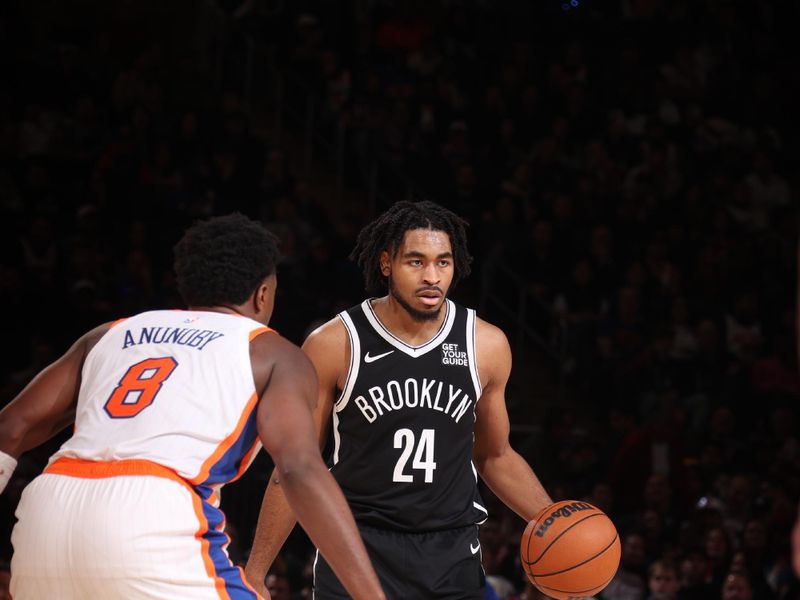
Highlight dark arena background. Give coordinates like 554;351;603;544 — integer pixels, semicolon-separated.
1;1;799;598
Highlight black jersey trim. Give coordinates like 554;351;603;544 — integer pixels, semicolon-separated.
361;299;456;357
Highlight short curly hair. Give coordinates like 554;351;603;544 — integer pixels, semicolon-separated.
350;200;472;292
174;213;280;306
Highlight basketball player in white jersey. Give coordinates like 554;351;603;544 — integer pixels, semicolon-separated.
0;214;385;600
246;201;553;599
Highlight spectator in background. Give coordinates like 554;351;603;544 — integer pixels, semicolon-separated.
645;559;680;600
721;572;754;600
704;526;734;593
0;561;9;600
601;532;648;600
793;504;800;578
1;2;798;598
680;550;715;600
266;572;291;600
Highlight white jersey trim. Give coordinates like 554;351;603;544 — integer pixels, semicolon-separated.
465;308;482;401
335;311;361;412
312;549;320;599
333;312;361;464
474;501;488;524
361;298;456;358
331;410;342;465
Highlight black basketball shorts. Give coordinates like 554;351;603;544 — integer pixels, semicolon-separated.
313;523;485;600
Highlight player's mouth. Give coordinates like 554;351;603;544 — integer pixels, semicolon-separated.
416;288;442;306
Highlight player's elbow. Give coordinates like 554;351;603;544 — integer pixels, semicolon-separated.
472;449;492;477
274;448;323;485
473;442;510;476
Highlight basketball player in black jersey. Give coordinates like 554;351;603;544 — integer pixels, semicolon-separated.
246;201;553;599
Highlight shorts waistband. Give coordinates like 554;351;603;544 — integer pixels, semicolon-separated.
357;522;479;537
45;457;186;485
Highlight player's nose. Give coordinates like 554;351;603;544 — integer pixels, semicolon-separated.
422;264;440;283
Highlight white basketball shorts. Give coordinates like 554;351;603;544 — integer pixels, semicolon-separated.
11;457;261;599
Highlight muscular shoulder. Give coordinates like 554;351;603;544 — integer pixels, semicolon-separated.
475;318;510;354
303;316;348;356
250;330;306;362
82;322;115;355
303;316;351;389
475;317;512;387
250;331;314;394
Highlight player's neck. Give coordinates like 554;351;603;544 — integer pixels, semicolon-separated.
188;305;256;320
372;295;446;346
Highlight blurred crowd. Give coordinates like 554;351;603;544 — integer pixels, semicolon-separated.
1;1;799;599
266;2;800;596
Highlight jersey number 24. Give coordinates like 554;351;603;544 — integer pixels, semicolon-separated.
393;428;437;483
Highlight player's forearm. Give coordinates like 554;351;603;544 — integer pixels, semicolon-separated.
0;409;31;494
477;448;552;521
245;468;298;586
0;408;30;457
279;457;386;600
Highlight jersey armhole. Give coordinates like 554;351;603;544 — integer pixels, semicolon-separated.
109;317;128;329
334;312;360;412
465;309;482;399
249;326;276;342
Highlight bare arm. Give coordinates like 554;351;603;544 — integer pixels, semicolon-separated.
245;321;341;590
473;319;552;521
251;327;381;599
0;323;110;458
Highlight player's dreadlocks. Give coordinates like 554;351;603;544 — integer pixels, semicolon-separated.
174;213;280;306
350;200;472;292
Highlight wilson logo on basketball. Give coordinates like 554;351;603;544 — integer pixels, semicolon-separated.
534;501;594;538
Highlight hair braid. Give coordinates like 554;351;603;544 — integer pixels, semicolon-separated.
350;200;472;292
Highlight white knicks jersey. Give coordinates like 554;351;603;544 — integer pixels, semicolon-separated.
53;310;272;495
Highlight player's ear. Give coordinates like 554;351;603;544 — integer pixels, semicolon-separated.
254;274;276;314
380;250;391;277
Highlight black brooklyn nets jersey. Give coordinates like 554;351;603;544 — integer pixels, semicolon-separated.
330;298;487;531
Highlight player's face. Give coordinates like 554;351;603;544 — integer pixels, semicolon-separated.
382;228;454;322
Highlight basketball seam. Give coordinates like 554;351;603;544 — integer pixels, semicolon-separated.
531;532;619;578
534;566;618;595
524;512;604;566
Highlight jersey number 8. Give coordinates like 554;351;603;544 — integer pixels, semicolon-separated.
104;357;178;419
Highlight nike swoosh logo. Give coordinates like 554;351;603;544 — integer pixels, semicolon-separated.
470;542;481;555
364;350;394;363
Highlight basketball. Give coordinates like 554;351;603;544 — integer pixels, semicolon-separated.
520;500;621;599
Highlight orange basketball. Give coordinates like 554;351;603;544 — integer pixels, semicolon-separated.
520;500;621;599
